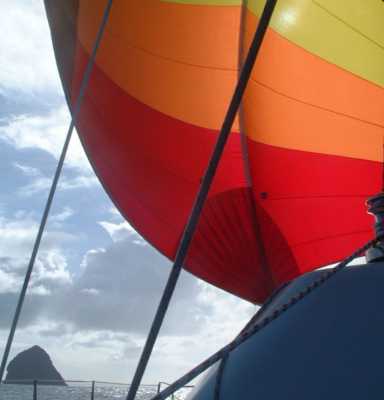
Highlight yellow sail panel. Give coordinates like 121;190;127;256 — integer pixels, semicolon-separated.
248;0;384;88
316;0;384;47
240;6;384;162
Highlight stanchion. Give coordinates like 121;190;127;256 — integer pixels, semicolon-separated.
33;380;37;400
91;380;96;400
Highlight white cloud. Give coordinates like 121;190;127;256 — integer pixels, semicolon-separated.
17;174;99;197
51;207;74;223
0;216;41;256
109;206;124;220
1;106;101;197
99;221;145;244
1;106;93;173
137;282;257;381
59;174;99;190
0;214;75;258
46;223;255;347
50;221;257;381
17;176;52;197
0;212;257;382
80;288;100;296
0;213;74;298
0;0;61;96
0;249;72;297
0;0;99;191
33;250;72;287
0;268;20;294
13;162;40;177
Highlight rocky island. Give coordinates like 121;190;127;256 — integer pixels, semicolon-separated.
5;345;66;385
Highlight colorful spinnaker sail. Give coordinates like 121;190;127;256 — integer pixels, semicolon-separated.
45;0;384;303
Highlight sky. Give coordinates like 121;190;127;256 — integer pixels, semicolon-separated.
0;0;257;384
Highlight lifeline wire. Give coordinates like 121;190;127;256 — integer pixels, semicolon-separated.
125;1;278;399
150;234;382;400
0;0;114;383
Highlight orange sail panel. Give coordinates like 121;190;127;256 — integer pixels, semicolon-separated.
45;0;384;303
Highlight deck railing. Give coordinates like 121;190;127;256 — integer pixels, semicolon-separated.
0;379;193;400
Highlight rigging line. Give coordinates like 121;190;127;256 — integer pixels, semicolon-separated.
237;1;276;291
125;1;278;399
151;233;382;400
248;191;276;292
237;2;275;292
238;0;253;187
0;0;114;383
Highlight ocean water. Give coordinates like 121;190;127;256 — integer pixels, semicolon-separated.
0;383;189;400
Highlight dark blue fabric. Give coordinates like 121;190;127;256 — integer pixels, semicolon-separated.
189;262;384;400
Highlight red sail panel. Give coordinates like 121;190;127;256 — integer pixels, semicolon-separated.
241;6;384;288
45;0;384;303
